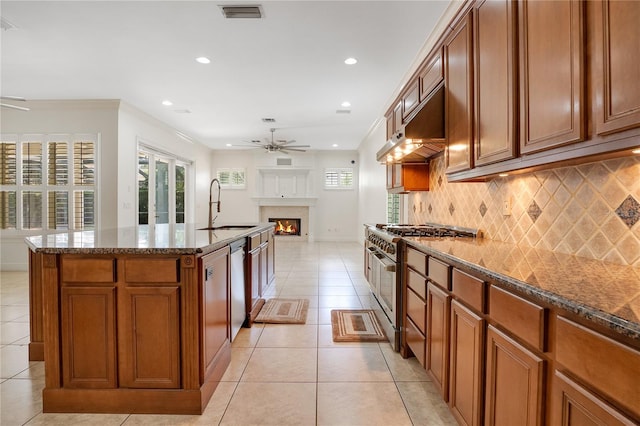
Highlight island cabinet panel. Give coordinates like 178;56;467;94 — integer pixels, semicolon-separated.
484;325;545;426
555;316;640;420
61;258;116;283
118;286;181;389
449;300;485;426
592;0;640;135
124;258;180;283
426;282;451;400
200;247;230;381
247;246;262;324
266;230;275;286
519;0;585;154
473;0;517;166
60;286;117;388
550;371;637;426
444;10;474;173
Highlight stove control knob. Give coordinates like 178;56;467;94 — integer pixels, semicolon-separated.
389;245;396;255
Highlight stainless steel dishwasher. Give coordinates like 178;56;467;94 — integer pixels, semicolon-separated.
229;239;246;342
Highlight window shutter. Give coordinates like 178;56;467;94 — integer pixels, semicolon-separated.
48;141;68;185
74;141;95;185
0;142;17;185
22;142;42;185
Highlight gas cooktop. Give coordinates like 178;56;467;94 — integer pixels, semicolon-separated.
375;223;481;238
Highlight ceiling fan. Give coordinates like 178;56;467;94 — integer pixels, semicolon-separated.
239;128;310;153
1;96;30;111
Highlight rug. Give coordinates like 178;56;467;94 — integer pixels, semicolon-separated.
331;309;387;342
254;298;309;324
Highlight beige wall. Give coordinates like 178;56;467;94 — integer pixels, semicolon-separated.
409;155;640;266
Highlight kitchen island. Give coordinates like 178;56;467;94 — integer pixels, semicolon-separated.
25;223;274;414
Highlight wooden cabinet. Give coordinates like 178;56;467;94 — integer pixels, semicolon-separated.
266;229;275;286
402;80;420;121
485;325;545;426
449;300;485;426
426;282;451;400
386;162;429;193
40;250;232;414
445;11;474;173
592;0;640;135
519;0;585;154
403;247;428;365
550;371;636;426
419;47;444;103
473;0;517;166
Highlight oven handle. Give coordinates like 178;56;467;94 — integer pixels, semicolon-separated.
373;252;396;272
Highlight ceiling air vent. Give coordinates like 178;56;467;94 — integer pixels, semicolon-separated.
220;5;264;19
336;109;351;114
261;117;276;123
277;158;292;166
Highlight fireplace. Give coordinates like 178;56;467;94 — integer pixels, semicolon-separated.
269;218;301;236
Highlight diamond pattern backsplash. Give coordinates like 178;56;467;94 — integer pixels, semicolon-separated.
408;155;640;266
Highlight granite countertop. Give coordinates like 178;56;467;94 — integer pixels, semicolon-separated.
402;236;640;341
24;223;274;256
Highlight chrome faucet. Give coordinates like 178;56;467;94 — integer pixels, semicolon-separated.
209;178;221;228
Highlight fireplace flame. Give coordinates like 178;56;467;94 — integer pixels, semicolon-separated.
275;220;298;235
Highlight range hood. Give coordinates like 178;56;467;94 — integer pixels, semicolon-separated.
376;83;445;163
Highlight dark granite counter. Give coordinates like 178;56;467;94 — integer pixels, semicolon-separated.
403;236;640;341
24;223;274;256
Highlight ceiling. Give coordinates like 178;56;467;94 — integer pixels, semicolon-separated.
1;1;450;151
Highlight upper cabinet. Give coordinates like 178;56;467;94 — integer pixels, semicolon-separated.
420;47;444;103
444;11;474;173
473;0;518;166
519;0;585;154
592;0;640;135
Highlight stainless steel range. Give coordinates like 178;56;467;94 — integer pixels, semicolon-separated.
364;223;481;351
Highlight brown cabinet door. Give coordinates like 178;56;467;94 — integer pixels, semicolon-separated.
420;47;444;102
449;300;485;426
200;247;230;380
259;242;268;295
248;247;261;318
119;286;181;389
592;0;640;135
485;325;544;426
386;163;394;189
402;80;420;121
550;371;637;426
445;11;474;173
474;0;517;166
386;113;394;142
393;101;403;136
427;282;451;400
61;286;117;388
267;233;275;287
519;0;585;154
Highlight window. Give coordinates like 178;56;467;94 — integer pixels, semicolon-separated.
0;134;97;231
387;193;400;223
324;168;354;189
217;168;246;189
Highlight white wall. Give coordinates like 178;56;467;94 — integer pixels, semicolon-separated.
210;149;361;241
0;100;119;270
0;100;213;270
117;102;213;228
357;120;390;243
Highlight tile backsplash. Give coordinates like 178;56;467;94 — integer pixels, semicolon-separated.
408;155;640;267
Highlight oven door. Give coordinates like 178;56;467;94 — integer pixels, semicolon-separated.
371;252;397;323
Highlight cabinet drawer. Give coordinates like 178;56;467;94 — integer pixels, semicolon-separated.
407;287;426;334
406;317;426;368
556;316;640;419
61;257;116;283
124;258;179;283
260;230;270;244
489;285;546;351
428;257;450;290
249;233;261;250
452;268;485;313
407;268;427;299
406;246;427;276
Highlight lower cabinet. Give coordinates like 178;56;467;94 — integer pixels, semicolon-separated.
449;300;484;426
426;282;451;400
484;325;545;426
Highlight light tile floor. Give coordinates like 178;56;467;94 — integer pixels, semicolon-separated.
1;241;457;425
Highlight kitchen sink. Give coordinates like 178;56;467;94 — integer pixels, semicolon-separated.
198;225;256;231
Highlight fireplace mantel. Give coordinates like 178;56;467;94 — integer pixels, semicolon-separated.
252;196;317;206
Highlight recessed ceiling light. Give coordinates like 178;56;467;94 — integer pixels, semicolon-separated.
162;100;173;106
498;173;509;177
632;148;640;154
195;56;211;64
332;144;339;148
344;57;358;65
226;143;232;147
341;101;351;108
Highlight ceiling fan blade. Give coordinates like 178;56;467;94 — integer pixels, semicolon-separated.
276;139;299;146
1;96;26;101
280;145;310;148
281;148;307;152
1;102;30;111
